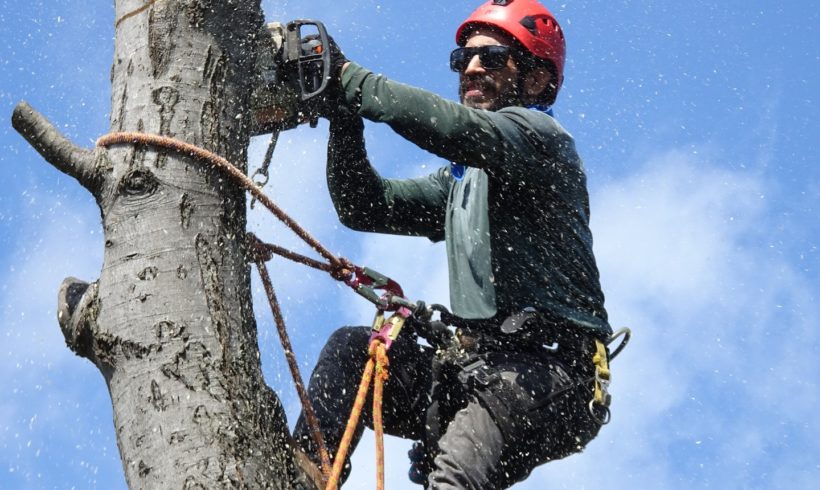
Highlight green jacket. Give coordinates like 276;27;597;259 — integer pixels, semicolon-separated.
329;62;610;338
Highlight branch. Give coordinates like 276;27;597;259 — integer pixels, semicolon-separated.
11;101;102;194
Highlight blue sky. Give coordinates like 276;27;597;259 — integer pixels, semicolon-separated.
1;1;818;488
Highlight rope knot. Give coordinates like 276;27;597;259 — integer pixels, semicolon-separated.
330;257;354;282
245;233;274;262
369;340;390;381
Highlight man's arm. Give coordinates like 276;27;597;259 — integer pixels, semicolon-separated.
327;114;450;240
341;62;581;180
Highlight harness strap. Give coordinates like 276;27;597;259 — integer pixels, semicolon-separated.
589;339;612;424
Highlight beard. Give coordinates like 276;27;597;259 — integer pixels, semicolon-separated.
459;73;521;111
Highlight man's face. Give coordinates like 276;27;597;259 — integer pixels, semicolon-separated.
458;28;520;111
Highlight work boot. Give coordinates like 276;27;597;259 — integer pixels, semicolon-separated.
407;441;429;485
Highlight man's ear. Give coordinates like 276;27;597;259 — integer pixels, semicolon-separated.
522;67;552;103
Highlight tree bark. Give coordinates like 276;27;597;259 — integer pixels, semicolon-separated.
12;1;313;488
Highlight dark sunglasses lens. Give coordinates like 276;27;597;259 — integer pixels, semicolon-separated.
450;48;470;72
450;46;510;72
480;46;510;69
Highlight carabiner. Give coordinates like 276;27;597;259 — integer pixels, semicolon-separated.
346;266;413;311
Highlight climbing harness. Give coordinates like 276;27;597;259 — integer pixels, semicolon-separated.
428;304;631;427
96;132;416;488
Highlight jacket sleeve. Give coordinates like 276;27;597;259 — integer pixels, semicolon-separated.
341;62;583;182
326;114;450;241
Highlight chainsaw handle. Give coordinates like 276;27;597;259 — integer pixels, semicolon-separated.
286;20;331;101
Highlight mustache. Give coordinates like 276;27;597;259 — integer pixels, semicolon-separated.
460;74;496;92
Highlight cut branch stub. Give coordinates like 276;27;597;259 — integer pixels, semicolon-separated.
57;277;100;360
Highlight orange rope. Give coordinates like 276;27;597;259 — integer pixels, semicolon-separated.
373;344;390;490
326;340;389;490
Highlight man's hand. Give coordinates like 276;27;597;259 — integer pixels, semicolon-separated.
325;35;349;83
303;33;350;120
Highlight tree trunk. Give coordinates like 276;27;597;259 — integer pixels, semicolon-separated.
12;1;312;488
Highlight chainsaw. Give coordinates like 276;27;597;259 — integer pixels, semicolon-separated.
250;20;331;135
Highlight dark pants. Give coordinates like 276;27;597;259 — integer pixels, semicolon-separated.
294;325;603;489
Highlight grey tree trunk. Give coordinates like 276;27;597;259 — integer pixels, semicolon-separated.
11;1;314;488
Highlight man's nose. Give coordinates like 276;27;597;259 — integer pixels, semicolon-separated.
463;54;485;75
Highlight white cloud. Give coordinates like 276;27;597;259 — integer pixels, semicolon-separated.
593;148;766;308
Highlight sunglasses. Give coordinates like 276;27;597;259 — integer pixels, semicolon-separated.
449;45;512;72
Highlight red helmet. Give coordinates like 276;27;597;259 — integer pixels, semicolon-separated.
456;0;566;103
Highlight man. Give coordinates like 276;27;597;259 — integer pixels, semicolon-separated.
294;0;612;487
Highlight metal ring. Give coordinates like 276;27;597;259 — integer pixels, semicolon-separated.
588;399;611;425
252;169;270;187
607;327;631;361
